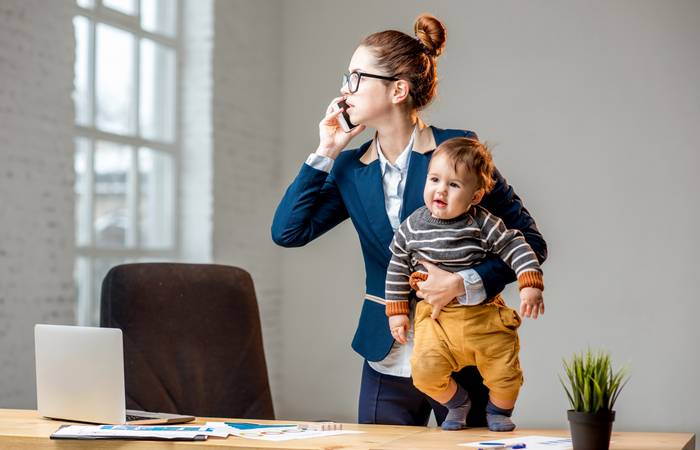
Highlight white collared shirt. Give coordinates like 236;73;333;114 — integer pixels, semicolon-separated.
376;127;415;232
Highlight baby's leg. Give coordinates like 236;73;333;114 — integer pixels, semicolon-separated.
475;304;524;432
486;396;516;432
479;356;521;431
441;379;472;431
412;355;471;430
411;302;469;430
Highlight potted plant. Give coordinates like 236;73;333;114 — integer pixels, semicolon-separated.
560;349;629;450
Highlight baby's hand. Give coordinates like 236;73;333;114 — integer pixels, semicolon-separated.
388;314;410;344
519;287;544;319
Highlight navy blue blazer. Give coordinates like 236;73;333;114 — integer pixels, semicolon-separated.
272;125;547;362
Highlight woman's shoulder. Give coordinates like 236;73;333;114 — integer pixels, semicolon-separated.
430;125;478;143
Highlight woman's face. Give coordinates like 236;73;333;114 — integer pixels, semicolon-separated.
341;46;395;127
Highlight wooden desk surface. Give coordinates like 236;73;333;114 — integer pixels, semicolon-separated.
0;409;694;450
378;426;696;450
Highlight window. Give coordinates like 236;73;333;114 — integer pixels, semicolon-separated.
73;0;180;325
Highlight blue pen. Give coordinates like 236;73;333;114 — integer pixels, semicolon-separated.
477;443;526;450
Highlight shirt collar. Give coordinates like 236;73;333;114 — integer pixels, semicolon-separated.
376;125;417;176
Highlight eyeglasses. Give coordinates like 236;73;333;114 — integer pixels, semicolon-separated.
342;71;399;94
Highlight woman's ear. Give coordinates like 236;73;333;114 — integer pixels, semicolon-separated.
392;80;411;104
471;188;485;205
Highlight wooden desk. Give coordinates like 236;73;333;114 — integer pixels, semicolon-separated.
379;426;696;450
0;409;694;450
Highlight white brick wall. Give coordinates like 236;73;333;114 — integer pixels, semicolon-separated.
0;0;76;408
209;0;284;415
180;0;213;263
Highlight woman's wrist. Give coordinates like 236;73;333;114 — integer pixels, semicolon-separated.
315;144;341;160
452;272;466;296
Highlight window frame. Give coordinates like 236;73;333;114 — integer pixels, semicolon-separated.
73;0;183;325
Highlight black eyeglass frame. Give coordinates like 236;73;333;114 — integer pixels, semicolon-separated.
342;71;400;93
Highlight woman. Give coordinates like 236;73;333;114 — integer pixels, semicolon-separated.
272;14;547;426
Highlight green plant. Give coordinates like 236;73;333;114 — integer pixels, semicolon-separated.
560;349;629;413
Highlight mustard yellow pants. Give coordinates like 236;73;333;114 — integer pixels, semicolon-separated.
410;295;523;402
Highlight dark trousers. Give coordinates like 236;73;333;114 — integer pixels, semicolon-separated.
358;360;489;426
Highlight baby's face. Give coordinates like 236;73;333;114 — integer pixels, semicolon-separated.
423;153;482;220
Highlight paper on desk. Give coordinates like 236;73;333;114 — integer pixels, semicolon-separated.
52;424;228;439
459;435;573;449
206;421;364;441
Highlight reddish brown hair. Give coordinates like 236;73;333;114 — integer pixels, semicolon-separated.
360;14;446;110
432;137;495;193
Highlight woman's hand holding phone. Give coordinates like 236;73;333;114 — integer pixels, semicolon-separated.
316;96;366;159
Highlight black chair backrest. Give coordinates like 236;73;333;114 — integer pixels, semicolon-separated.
100;263;274;419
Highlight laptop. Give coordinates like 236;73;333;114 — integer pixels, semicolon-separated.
34;324;195;425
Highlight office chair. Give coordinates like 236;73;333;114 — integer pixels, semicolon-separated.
100;262;275;419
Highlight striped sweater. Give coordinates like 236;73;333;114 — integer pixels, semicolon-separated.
386;205;544;316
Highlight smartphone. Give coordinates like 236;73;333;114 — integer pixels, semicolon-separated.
333;99;357;133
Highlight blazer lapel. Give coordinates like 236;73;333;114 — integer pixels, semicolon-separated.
401;124;437;221
400;151;432;221
353;122;438;248
354;161;395;250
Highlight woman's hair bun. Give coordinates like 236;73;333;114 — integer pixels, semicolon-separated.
414;14;446;57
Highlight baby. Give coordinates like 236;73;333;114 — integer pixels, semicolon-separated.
385;137;545;431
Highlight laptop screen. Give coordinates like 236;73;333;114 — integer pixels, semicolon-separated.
34;324;127;424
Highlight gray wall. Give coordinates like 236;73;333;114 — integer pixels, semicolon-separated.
277;0;700;435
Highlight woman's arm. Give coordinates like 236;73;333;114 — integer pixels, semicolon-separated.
472;167;548;298
271;161;349;247
272;96;367;247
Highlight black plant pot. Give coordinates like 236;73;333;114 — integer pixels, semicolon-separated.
567;409;615;450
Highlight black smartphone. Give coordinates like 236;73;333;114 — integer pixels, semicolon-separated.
333;99;357;133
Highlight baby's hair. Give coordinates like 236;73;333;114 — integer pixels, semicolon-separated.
432;137;495;193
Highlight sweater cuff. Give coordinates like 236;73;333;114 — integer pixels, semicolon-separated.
386;300;410;316
408;271;428;291
518;271;544;291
